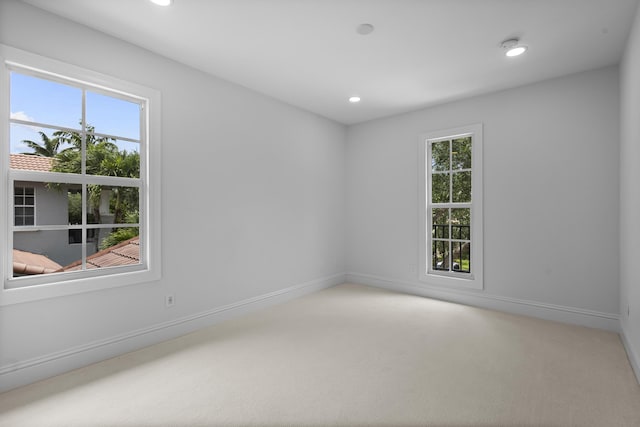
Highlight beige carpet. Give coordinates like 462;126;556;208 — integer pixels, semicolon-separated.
1;283;639;426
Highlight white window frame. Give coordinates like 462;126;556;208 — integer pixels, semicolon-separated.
0;44;162;305
418;123;483;290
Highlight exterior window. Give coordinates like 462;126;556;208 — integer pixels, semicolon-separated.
1;45;161;305
14;186;35;226
419;124;483;289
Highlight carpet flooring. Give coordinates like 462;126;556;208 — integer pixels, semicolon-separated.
0;283;639;426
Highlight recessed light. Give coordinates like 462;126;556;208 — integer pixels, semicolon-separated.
356;24;375;35
150;0;172;6
506;46;527;57
501;38;528;57
349;96;361;103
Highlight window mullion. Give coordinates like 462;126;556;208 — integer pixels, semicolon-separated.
448;140;453;272
447;207;452;272
81;183;87;271
448;139;453;204
81;89;87;270
81;88;87;176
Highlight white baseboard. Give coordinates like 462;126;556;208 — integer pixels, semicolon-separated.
620;325;640;385
346;272;620;332
0;273;345;393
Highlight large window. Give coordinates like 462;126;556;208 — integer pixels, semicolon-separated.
0;45;161;304
419;124;483;289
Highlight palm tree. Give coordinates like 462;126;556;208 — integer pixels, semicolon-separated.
21;131;61;157
54;123;116;150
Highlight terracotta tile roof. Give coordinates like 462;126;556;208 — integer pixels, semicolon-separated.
63;236;140;271
10;154;54;172
13;249;63;275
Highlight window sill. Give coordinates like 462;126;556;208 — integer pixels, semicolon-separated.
419;271;483;290
1;266;160;306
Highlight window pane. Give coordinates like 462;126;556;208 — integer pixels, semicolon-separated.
90;227;141;270
452;171;471;203
14;187;32;203
67;186;83;225
451;208;470;240
452;137;472;170
13;230;82;276
431;140;450;172
10;72;82;129
68;228;82;244
86;91;140;140
432;240;449;271
432;208;449;239
452;241;471;273
14;207;34;226
87;186;139;225
431;173;450;203
68;228;99;246
14;182;81;226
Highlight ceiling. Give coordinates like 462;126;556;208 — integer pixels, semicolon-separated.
20;0;640;125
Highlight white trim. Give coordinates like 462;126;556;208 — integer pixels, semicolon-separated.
10;170;142;187
0;273;346;393
9;119;141;144
0;46;9;287
4;49;150;104
0;44;162;305
620;325;640;385
346;271;620;331
418;123;483;290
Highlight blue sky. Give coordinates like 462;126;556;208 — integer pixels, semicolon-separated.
10;72;141;154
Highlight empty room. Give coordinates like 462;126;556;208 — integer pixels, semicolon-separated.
1;0;640;425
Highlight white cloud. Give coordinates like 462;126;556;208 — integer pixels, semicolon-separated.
10;111;35;122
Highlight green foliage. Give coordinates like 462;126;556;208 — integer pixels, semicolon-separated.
52;140;139;178
431;140;449;171
99;227;139;250
99;212;140;251
432;173;450;203
452;138;472;169
67;191;82;225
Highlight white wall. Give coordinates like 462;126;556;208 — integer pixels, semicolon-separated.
620;2;640;380
346;66;620;325
0;0;346;390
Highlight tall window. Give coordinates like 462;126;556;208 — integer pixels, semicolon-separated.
419;124;483;289
1;45;161;305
